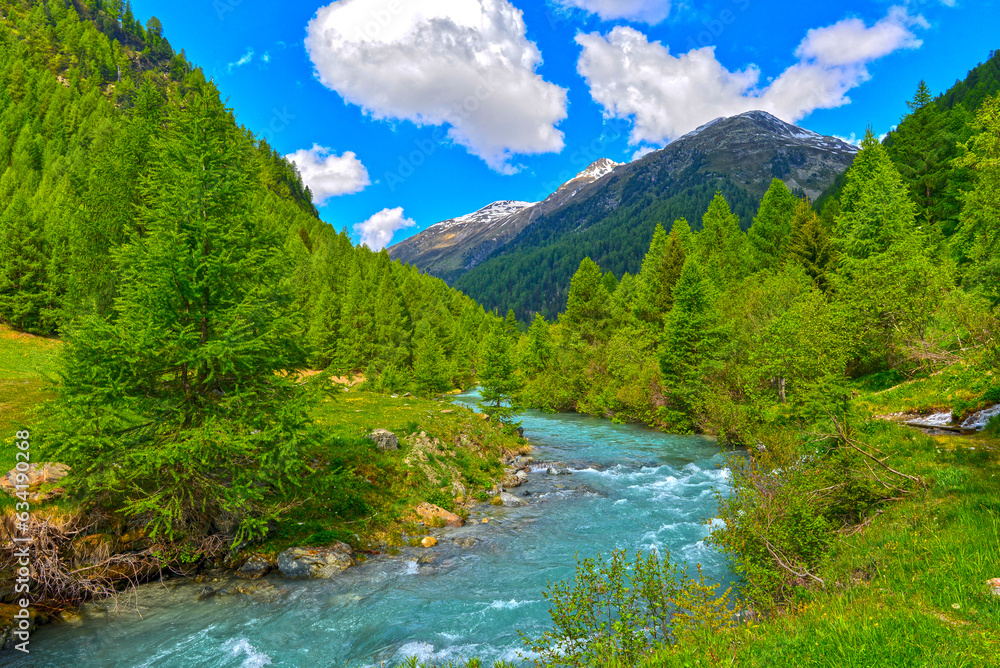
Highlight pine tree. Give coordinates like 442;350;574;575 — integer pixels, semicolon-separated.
477;324;523;430
522;313;552;376
564;256;609;342
786;200;835;291
954;93;1000;304
0;189;50;333
53;97;314;547
888;82;972;240
412;319;448;397
747;179;797;272
659;256;718;426
695;192;749;286
835;129;919;260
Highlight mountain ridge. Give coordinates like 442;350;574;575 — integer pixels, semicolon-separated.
451;111;859;320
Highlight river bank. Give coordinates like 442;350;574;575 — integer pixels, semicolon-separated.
5;393;732;666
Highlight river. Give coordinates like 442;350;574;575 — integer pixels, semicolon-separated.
11;392;734;667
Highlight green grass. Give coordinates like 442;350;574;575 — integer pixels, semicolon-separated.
852;355;999;420
635;400;1000;667
0;324;61;480
254;390;524;555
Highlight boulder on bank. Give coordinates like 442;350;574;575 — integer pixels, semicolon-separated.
415;502;464;527
237;555;275;580
366;429;399;452
0;462;71;503
277;543;354;579
498;492;525;507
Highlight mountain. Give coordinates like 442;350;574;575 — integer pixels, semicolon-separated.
452;111;859;320
388;159;623;282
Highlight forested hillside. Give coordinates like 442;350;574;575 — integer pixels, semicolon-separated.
453;112;858;321
0;0;489;387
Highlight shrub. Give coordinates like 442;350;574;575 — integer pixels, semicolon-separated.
520;549;732;666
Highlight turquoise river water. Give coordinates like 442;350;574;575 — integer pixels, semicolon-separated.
9;392;734;667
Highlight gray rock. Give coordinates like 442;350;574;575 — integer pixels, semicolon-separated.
367;429;399;452
498;492;525;507
236;555;274;580
196;586;216;601
234;580;282;603
278;543;354;579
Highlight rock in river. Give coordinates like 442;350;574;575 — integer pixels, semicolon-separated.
498;492;525;507
278;543;354;579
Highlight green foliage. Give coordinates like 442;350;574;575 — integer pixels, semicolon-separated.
695;192;750;287
564;257;610;343
953;94;1000;304
477;325;524;429
748;179;797;272
521;549;732;667
659;257;718;430
836;129;919;260
50;97;321;547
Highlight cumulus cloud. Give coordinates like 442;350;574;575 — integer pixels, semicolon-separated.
576;8;926;145
305;0;568;173
354;207;416;250
556;0;672;24
796;6;926;67
285;145;371;205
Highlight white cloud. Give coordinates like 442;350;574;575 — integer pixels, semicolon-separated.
576;7;926;145
795;7;926;67
305;0;568;173
285;145;371;204
227;48;254;73
354;207;416;250
556;0;672;24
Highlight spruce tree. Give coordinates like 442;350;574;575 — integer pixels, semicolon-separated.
564;257;609;342
477;324;523;430
787;200;835;291
53;97;314;547
954;93;1000;304
0;189;50;333
659;256;718;426
412;318;448;397
748;178;797;272
835;129;919;260
696;192;749;286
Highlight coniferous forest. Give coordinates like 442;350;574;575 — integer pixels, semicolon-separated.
0;1;998;666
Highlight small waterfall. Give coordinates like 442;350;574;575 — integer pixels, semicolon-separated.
960;404;1000;431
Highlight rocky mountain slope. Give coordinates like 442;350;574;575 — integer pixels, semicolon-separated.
452;111;859;319
388;159;623;282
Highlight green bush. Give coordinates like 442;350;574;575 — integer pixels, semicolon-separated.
520;550;732;666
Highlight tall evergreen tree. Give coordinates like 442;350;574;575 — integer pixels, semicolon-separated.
835;129;919;260
695;192;749;286
747;178;797;272
0;189;50;333
477;324;523;430
659;256;718;427
954;93;1000;304
787;200;836;291
53;97;314;546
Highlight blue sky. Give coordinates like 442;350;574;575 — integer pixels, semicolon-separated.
132;0;998;249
